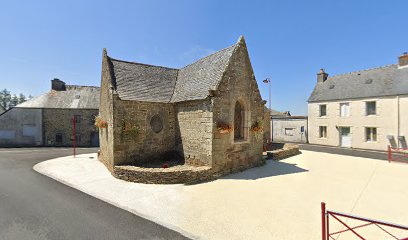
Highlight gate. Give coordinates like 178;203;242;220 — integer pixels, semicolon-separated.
321;202;408;240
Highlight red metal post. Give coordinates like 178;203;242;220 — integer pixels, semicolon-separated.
72;116;76;158
326;211;330;240
322;202;326;240
388;145;392;162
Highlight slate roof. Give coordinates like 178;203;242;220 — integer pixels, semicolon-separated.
171;45;236;102
16;85;100;109
110;59;178;102
268;108;291;117
308;64;408;102
107;40;239;103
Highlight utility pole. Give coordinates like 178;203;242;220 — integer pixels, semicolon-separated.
72;116;76;158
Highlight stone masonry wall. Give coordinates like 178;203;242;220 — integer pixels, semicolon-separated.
175;100;213;166
112;98;176;166
43;108;99;147
211;37;265;173
113;165;214;184
98;50;116;170
265;143;301;160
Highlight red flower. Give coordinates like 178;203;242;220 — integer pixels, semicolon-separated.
162;163;169;168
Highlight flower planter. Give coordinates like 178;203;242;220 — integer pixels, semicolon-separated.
95;115;108;129
219;129;231;134
216;121;232;134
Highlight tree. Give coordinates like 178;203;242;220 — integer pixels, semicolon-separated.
18;93;26;104
0;89;11;111
0;90;31;111
9;94;19;108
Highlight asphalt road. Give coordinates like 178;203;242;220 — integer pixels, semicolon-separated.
299;144;389;160
0;147;189;240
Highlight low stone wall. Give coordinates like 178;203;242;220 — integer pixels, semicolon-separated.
113;165;215;184
215;157;265;176
265;143;301;160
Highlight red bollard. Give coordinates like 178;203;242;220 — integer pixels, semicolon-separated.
388;145;392;163
321;202;326;240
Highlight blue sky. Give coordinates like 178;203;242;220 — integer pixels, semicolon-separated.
0;0;407;115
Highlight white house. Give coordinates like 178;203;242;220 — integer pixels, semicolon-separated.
307;53;408;151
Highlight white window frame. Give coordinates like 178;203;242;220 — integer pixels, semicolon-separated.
365;127;377;142
284;128;295;136
340;103;350;117
319;126;327;138
319;104;327;117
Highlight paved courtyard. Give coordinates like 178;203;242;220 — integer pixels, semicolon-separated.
34;150;408;240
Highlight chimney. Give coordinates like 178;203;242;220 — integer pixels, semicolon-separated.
51;78;66;91
398;52;408;68
317;68;328;83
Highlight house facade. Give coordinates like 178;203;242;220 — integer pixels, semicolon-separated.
272;116;308;143
98;36;267;177
0;79;100;147
308;53;408;150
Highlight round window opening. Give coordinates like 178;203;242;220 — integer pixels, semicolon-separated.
150;115;163;133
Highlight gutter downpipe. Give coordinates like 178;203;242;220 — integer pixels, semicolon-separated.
306;117;309;143
397;95;400;149
271;116;273;143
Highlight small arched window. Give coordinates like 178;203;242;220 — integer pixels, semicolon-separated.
234;101;245;140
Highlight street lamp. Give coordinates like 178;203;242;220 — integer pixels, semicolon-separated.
263;77;272;143
263;78;271;110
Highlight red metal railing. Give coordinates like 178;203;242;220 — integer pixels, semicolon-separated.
322;202;408;240
388;145;408;163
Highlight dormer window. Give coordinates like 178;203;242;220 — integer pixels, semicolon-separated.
365;79;373;84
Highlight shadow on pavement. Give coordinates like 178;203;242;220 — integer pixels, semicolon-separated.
223;160;308;180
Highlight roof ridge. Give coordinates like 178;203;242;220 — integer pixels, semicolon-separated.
180;44;237;70
108;57;179;71
65;85;100;89
0;107;13;117
168;69;180;103
328;64;397;79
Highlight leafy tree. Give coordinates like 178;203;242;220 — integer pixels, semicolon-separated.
0;89;11;111
0;89;31;111
9;94;19;108
18;93;26;104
